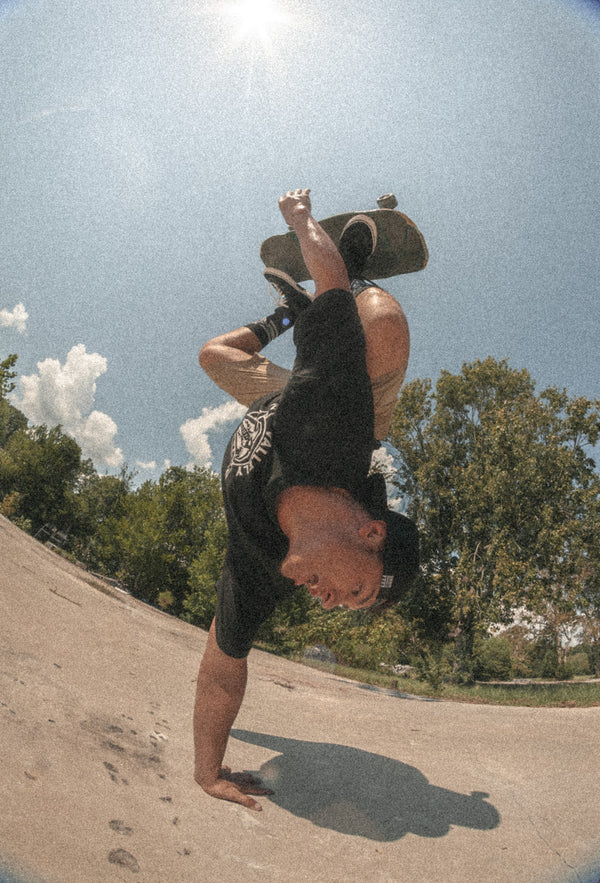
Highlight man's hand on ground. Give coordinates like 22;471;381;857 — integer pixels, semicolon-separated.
278;188;312;227
197;766;274;812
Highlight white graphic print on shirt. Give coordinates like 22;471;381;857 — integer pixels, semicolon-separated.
225;400;279;479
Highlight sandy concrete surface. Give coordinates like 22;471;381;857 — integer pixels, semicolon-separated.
1;513;599;883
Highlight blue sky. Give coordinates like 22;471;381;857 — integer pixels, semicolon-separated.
1;0;599;479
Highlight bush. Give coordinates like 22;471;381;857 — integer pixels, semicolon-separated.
412;647;453;693
157;590;175;611
474;636;513;681
568;651;591;677
527;640;559;679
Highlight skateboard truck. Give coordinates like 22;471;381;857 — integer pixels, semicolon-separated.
377;193;398;209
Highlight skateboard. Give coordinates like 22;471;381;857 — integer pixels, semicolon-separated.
260;193;428;282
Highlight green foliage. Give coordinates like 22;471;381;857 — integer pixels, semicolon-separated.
0;354;18;400
255;589;316;654
412;647;453;693
568;651;591;677
69;467;134;563
183;516;228;628
91;466;225;614
389;357;600;670
473;636;513;682
0;423;85;534
259;600;414;670
0;397;28;448
526;638;560;679
157;590;175;611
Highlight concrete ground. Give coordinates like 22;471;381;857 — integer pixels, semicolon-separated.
1;514;599;883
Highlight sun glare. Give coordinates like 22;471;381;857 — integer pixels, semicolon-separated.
227;0;287;47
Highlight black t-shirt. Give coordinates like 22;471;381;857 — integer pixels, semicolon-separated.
215;288;380;658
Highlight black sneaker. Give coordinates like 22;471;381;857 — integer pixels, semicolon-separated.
263;268;312;317
338;214;378;279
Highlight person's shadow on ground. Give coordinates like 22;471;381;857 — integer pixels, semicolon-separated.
231;729;500;841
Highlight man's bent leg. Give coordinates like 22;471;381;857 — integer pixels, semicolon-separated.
199;326;292;408
355;285;410;440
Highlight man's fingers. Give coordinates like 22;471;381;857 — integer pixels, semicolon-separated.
204;778;264;811
279;188;310;201
237;791;263;812
221;781;264;811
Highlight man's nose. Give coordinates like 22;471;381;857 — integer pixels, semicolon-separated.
280;553;301;583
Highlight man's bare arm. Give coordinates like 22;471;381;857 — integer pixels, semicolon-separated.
278;189;349;297
193;620;272;810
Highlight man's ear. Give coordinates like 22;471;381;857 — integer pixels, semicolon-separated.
359;519;387;550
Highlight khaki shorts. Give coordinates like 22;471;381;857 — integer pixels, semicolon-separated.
203;353;406;441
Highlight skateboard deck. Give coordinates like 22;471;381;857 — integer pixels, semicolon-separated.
260;207;428;282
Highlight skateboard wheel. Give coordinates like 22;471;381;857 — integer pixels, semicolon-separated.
377;193;398;209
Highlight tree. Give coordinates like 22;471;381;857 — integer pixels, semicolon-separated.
389;357;600;679
0;354;18;400
68;466;135;564
0;397;28;449
183;516;228;628
0;354;27;452
95;466;225;614
0;424;84;534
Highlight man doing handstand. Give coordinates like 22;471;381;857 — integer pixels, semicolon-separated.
194;188;419;810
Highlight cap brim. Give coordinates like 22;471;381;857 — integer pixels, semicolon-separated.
379;510;419;603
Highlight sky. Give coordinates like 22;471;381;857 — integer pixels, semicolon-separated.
1;0;599;481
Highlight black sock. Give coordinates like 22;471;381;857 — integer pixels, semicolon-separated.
245;305;295;348
350;278;376;297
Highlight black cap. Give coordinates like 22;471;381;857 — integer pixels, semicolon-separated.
355;471;420;608
379;509;420;603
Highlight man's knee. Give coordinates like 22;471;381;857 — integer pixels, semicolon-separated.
355;286;402;320
199;328;264;371
198;340;223;370
356;287;410;378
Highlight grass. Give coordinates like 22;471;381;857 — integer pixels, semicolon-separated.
295;657;600;707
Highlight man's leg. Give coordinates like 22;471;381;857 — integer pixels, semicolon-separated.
199;324;293;409
356;285;409;440
199;270;313;406
338;215;410;440
199;327;293;408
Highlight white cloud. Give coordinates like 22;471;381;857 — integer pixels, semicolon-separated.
135;458;172;475
77;409;123;469
0;302;28;333
13;343;123;469
181;400;246;468
136;459;157;471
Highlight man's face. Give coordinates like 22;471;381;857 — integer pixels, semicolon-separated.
280;523;384;610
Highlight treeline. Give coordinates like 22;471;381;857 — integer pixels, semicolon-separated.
2;353;599;683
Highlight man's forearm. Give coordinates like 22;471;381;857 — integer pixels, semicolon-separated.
193;622;247;788
291;213;349;297
278;190;349;297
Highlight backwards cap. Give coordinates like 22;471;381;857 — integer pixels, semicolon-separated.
356;471;420;608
